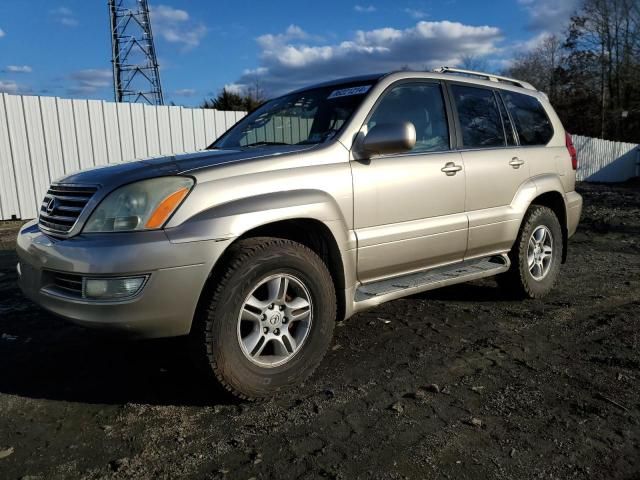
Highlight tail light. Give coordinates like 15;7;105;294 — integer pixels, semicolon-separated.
565;132;578;170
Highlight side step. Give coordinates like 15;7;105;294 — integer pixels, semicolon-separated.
354;255;510;304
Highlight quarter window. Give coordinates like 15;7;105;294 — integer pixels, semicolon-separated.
502;91;553;145
367;83;449;153
451;84;505;148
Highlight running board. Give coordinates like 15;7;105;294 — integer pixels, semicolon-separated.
354;254;510;307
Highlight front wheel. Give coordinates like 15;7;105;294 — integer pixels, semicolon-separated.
498;205;563;299
191;237;336;400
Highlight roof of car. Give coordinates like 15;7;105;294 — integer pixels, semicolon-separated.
288;73;389;94
284;70;546;102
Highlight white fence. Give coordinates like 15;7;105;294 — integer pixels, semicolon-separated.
0;93;246;220
1;92;639;221
573;135;639;182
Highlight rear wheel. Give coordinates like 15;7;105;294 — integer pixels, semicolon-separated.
498;205;563;299
191;237;336;400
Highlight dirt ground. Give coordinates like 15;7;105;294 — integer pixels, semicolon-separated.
0;182;639;480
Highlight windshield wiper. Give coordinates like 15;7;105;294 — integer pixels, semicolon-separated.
242;141;290;148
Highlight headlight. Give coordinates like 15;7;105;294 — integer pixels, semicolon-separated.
84;177;194;233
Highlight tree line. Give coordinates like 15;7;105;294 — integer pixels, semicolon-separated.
506;0;640;143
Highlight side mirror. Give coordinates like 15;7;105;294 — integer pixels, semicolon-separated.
360;122;416;157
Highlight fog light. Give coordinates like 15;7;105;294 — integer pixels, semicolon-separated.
16;262;21;277
83;276;147;300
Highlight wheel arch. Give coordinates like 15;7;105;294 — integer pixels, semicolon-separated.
178;189;354;327
200;217;348;326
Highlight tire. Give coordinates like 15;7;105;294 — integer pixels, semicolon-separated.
498;205;563;299
191;237;336;400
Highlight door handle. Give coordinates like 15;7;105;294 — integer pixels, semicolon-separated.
441;162;463;176
509;157;525;169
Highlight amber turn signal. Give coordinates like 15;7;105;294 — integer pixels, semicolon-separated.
145;187;190;229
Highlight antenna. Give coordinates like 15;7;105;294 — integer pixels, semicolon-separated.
109;0;164;105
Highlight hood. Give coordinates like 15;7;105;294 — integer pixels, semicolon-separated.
56;144;316;186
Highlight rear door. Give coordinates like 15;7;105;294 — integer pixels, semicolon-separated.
447;83;530;259
500;90;557;178
352;81;467;283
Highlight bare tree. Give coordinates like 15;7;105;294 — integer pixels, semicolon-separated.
457;54;489;72
505;34;565;103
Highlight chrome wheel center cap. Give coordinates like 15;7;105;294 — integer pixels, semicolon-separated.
269;313;281;326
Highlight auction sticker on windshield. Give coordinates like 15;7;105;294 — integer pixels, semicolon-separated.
328;85;371;99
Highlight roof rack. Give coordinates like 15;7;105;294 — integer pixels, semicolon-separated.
433;66;537;91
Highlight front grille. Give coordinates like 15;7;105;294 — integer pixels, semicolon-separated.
39;184;98;236
51;272;83;297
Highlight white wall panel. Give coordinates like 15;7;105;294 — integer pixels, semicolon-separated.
22;95;51;207
203;109;217;146
144;105;160;156
88;100;108;166
56;98;80;173
4;94;37;219
181;107;196;153
0;94;20;219
573;135;639;182
193;109;206;150
102;101;122;164
214;110;226;139
117;102;135;160
156;105;172;155
39;96;65;181
72;100;94;170
0;93;248;219
169;106;183;153
130;103;148;159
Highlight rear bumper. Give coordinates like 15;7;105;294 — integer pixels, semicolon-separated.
16;221;229;338
565;191;583;237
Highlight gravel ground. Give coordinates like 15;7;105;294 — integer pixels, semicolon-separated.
0;182;639;480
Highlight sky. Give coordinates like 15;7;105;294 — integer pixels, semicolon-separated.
0;0;580;106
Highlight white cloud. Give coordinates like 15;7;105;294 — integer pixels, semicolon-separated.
0;80;23;94
232;21;503;96
68;69;112;95
223;83;245;95
51;7;78;27
0;28;5;38
354;4;377;13
153;5;190;22
5;65;32;73
150;5;207;49
518;0;580;33
404;8;427;19
174;88;197;97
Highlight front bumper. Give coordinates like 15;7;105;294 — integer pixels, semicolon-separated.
16;221;230;338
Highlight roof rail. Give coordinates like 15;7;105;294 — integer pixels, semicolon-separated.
433;66;537;91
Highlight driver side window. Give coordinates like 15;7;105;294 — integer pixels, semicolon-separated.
367;82;450;153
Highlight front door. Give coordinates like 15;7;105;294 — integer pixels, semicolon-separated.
351;81;468;283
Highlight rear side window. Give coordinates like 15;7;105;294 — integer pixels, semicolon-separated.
367;82;449;153
451;85;505;148
502;91;553;146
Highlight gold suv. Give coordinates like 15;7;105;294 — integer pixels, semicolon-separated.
17;67;582;399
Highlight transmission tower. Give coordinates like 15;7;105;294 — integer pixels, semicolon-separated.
109;0;164;105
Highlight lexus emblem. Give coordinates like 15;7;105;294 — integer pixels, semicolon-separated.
46;197;57;215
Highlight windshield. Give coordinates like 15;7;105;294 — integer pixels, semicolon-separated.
211;82;375;149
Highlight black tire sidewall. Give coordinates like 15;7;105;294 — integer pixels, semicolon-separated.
208;241;335;397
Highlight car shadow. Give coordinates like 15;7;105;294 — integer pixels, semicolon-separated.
0;249;238;407
409;278;514;302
